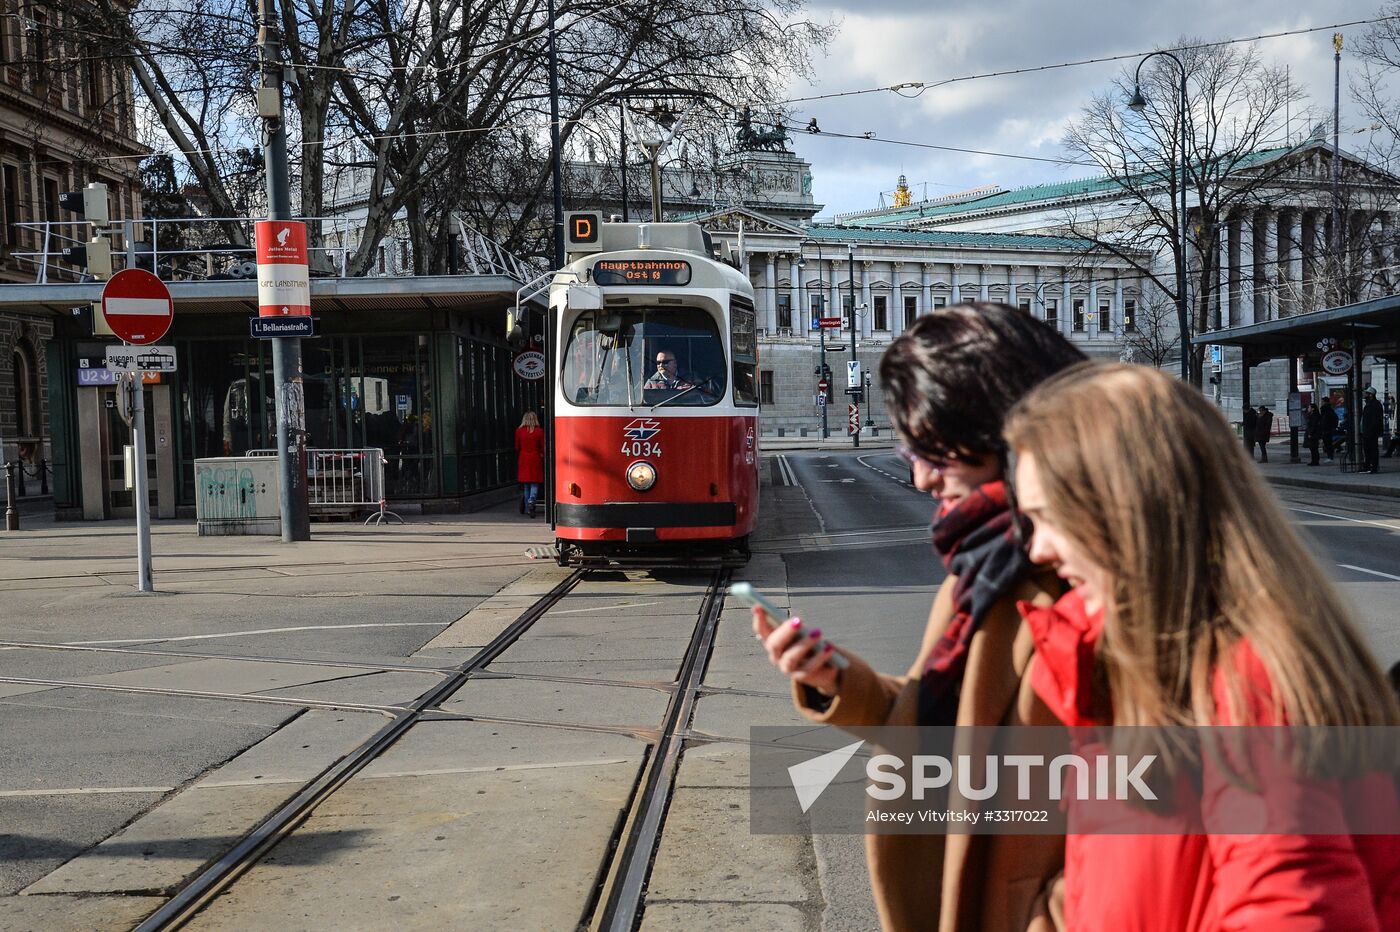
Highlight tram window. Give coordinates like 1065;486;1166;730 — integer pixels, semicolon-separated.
563;306;726;407
731;298;758;407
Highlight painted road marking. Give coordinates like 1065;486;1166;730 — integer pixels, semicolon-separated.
857;454;916;490
66;622;445;646
1286;505;1400;532
0;785;174;797
775;455;798;487
1338;563;1400;582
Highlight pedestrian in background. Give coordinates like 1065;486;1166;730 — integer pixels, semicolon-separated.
1361;387;1384;474
1253;404;1273;463
1337;401;1353;465
1006;363;1400;932
1321;398;1339;464
514;411;545;517
754;303;1084;932
1241;404;1258;454
1304;402;1321;466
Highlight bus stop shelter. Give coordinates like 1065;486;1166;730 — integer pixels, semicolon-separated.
0;274;546;521
1194;292;1400;460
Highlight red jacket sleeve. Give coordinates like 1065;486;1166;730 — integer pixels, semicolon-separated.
1203;644;1380;931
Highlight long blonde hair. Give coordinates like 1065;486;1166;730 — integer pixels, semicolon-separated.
1005;363;1399;730
519;411;540;430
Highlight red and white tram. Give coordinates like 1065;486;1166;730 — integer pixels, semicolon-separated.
550;215;759;565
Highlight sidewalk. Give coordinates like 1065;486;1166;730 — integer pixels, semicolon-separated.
761;434;895;451
1252;452;1400;499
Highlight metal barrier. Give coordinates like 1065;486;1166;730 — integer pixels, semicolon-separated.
246;448;403;525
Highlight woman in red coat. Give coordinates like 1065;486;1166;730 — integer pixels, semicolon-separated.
1005;363;1400;932
514;412;545;517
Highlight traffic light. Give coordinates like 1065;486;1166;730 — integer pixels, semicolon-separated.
812;363;833;378
58;182;110;226
62;239;112;279
58;182;112;279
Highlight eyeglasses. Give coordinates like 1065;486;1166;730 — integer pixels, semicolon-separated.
657;357;676;365
895;443;953;471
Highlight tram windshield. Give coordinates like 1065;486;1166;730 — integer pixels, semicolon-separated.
563;307;726;407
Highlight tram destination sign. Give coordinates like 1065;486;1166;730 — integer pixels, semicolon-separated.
593;259;692;286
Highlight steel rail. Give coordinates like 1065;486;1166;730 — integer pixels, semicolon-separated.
587;569;730;932
133;568;587;931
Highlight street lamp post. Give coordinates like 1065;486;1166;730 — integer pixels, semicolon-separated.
1128;51;1191;384
848;244;861;447
798;242;829;439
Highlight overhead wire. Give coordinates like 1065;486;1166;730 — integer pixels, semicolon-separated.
777;14;1400;106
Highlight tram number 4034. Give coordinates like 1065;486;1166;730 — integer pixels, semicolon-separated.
621;440;662;457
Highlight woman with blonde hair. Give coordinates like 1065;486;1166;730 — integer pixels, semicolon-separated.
515;411;545;517
1006;362;1400;930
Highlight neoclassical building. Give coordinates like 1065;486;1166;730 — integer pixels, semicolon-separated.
699;206;1137;436
838;138;1400;416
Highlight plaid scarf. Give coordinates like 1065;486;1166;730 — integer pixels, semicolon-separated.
919;480;1030;725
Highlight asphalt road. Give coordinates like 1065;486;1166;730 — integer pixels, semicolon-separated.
769;449;1400;674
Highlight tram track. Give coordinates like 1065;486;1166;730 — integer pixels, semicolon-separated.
120;565;732;930
586;568;730;932
131;567;589;931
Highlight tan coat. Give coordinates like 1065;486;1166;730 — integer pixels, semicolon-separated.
793;569;1066;932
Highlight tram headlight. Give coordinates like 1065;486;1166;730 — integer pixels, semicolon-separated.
626;461;657;492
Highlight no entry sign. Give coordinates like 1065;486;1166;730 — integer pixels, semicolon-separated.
101;269;173;345
255;220;310;317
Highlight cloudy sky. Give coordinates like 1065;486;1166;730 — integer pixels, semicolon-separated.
780;0;1386;219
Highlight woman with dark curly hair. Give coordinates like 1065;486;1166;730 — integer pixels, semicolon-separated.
753;304;1084;931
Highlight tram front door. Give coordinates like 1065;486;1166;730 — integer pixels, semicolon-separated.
77;378;177;520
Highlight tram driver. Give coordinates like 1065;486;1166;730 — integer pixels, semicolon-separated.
644;348;694;392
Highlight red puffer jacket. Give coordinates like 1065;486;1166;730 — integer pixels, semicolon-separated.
1019;589;1400;932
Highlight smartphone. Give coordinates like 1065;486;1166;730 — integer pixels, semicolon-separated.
728;582;849;670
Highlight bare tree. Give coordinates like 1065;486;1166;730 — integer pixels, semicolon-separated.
1122;294;1181;370
1061;40;1305;385
58;0;830;275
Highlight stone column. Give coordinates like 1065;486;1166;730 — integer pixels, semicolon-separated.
1238;214;1255;326
1380;213;1394;286
1308;211;1325;307
979;264;990;303
828;260;839;324
1007;266;1018;308
1035;266;1047;320
1061;272;1072;339
789;256;801;333
1217;228;1230;330
1257;210;1277;322
951;264;961;305
1113;273;1124;338
861;260;872;338
1088;278;1100;339
921;264;933;317
1287;211;1303;315
890;262;904;332
764;254;777;333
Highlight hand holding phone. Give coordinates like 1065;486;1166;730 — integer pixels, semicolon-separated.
729;582;849;670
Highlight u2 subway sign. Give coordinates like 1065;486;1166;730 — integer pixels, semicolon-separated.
593;259;691;286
